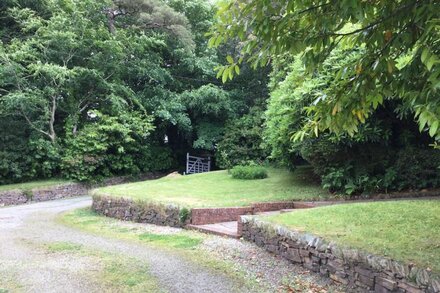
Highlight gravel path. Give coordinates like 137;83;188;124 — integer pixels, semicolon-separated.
0;197;246;293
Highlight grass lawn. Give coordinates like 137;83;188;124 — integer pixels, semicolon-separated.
265;200;440;273
93;167;332;208
0;179;71;192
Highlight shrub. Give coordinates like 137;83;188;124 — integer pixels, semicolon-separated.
230;165;268;180
61;112;162;182
393;147;440;190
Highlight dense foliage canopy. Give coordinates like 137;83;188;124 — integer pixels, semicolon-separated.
210;0;440;142
0;0;267;183
209;0;440;195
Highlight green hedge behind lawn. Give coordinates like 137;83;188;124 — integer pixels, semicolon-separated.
265;200;440;273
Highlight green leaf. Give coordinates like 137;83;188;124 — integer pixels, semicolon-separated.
216;67;224;79
208;37;216;48
419;112;428;132
234;65;240;75
226;55;234;64
421;47;430;64
426;54;438;71
429;121;439;137
222;67;229;83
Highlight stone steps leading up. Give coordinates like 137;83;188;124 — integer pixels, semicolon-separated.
188;209;299;238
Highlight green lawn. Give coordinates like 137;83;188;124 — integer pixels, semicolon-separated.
93;167;332;208
0;179;71;192
265;200;440;273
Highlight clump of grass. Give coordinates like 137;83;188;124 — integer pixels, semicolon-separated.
46;242;82;253
100;256;157;291
230;165;268;180
265;200;440;273
138;233;201;249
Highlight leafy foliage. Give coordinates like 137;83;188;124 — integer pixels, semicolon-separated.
216;107;268;169
393;148;440;191
210;0;440;141
61;112;157;182
264;47;440;195
0;0;269;182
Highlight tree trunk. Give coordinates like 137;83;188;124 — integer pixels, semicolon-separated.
48;95;57;143
106;9;117;34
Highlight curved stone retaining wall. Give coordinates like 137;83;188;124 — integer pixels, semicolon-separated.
92;195;185;228
0;183;88;207
240;217;440;293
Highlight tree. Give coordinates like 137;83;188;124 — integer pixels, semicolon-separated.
209;0;440;141
264;46;440;195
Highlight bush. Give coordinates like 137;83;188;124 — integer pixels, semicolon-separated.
393;147;440;190
301;137;440;195
61;112;161;182
230;165;268;180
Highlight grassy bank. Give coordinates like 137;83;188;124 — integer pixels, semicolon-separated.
265;200;440;273
0;180;71;192
93;167;332;208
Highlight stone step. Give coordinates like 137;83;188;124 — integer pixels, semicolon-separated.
188;208;298;238
187;221;240;239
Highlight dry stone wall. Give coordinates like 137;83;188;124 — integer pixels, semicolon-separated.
92;195;185;227
32;183;89;202
240;216;440;293
0;183;88;206
0;190;29;206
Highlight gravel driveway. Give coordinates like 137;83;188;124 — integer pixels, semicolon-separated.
0;197;246;293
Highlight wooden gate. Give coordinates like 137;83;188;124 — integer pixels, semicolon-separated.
186;153;211;174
